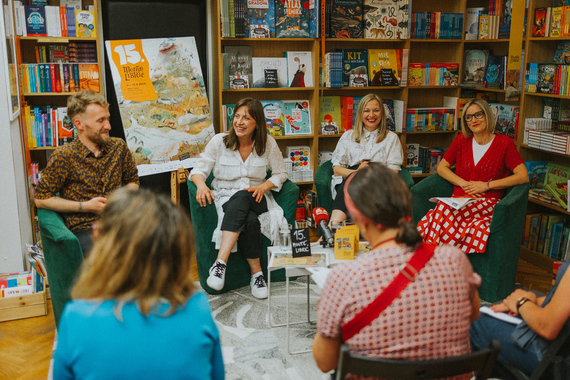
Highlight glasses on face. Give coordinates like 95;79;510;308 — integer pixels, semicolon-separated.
465;111;485;122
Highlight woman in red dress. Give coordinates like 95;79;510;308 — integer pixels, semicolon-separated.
417;99;528;253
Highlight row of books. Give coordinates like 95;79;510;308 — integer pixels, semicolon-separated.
324;0;409;40
522;213;569;260
34;43;97;64
20;63;99;94
22;105;74;148
320;96;405;133
542;97;570;131
14;3;96;38
406;144;447;174
526;161;570;211
223;47;313;89
220;0;318;38
465;2;514;40
410;12;464;40
532;6;570;38
223;100;312;137
322;49;407;88
525;63;570;96
408;63;459;87
463;50;514;90
405;108;456;132
0;269;44;298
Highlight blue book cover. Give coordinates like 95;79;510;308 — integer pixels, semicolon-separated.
283;100;311;135
44;64;52;93
245;0;275;38
24;6;47;37
549;222;565;259
66;7;76;37
261;100;285;137
525;161;548;189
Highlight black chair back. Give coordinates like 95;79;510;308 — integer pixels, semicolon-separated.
336;340;501;380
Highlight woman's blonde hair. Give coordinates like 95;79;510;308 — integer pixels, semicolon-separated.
71;187;196;319
352;93;388;144
224;98;268;156
460;98;496;137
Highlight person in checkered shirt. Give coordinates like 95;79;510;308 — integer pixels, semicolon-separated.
417;99;528;253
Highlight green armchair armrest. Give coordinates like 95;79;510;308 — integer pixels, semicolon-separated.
410;174;530;302
188;174;300;294
37;208;84;328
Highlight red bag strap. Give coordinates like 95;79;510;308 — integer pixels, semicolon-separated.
341;242;437;341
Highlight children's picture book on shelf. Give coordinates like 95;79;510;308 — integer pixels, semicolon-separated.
465;7;485;39
319;96;342;134
544;162;570;210
533;7;548;37
537;64;556;94
484;55;505;89
56;107;73;145
342;49;368;87
224;45;253;89
285;51;313;87
525;161;548;190
363;0;408;40
105;37;214;173
78;64;99;92
368;49;401;86
490;103;519;138
261;100;285;137
244;0;275;38
283;100;311;135
252;57;287;88
274;0;318;38
331;0;363;39
75;10;96;38
463;49;488;87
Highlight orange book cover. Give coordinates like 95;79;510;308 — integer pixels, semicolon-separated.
78;64;99;92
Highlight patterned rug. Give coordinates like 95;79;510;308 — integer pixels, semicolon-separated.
206;277;331;380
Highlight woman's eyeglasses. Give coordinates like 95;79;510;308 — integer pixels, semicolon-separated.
465;111;485;122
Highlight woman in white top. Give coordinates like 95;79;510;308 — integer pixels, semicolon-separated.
329;93;404;226
191;98;288;299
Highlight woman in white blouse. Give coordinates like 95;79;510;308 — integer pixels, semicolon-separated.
190;98;288;299
329;93;404;226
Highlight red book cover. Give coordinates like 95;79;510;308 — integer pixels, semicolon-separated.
533;8;548;37
50;64;57;92
59;6;68;37
54;64;61;92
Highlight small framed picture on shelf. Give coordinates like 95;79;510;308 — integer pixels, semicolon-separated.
349;74;368;87
2;0;20;120
229;75;249;89
320;122;339;135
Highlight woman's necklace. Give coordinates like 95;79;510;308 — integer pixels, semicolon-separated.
371;237;397;250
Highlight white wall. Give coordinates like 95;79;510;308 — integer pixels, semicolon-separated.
0;30;33;273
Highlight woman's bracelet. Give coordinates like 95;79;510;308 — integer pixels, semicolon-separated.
487;179;492;191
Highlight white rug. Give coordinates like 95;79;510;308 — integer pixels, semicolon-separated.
206;277;332;380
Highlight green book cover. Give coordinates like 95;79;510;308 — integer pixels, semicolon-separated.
544;162;570;210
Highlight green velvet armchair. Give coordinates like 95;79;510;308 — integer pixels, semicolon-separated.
37;208;84;328
411;173;530;303
188;173;299;294
314;160;415;215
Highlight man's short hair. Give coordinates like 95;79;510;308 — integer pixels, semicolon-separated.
67;90;109;122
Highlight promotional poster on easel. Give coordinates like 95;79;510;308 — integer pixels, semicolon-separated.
105;36;214;176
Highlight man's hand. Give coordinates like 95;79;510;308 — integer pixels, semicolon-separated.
246;183;270;203
84;197;107;214
196;184;215;207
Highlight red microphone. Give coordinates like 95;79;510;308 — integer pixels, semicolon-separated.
313;207;334;247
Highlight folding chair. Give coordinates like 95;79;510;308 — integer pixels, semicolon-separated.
336;340;501;380
496;321;570;380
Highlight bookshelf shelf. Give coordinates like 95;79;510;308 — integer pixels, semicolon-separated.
29;147;57;151
23;92;80;96
19;37;97;42
523;92;570;100
222;87;316;93
318;134;343;138
410;39;463;43
406;130;458;135
528;36;570;41
520;144;570;159
463;39;510;43
528;198;570;216
324;38;407;42
408;85;460;89
320;86;403;91
458;86;506;93
221;38;317;42
519;246;556;272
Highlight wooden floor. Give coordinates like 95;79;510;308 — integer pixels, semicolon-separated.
0;255;552;379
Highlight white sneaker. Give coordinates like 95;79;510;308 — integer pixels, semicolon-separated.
207;260;226;291
250;273;268;299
